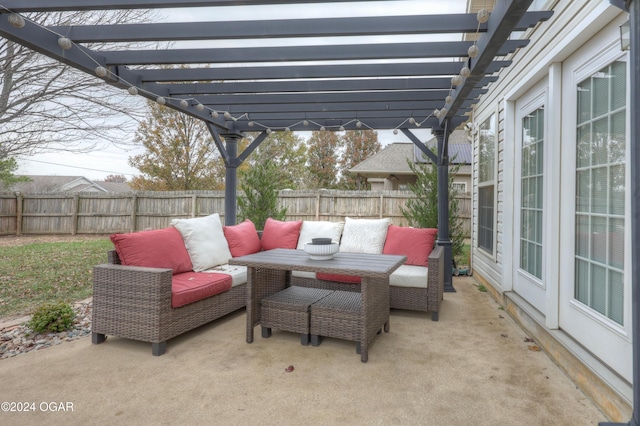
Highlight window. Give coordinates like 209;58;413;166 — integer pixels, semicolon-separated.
452;182;467;193
478;113;496;254
520;107;544;279
574;60;626;325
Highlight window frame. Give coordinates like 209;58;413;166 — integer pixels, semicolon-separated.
477;111;498;256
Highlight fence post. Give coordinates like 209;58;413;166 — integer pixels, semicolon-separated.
15;192;22;236
315;191;321;221
379;193;384;218
130;194;137;232
71;194;79;235
191;194;197;218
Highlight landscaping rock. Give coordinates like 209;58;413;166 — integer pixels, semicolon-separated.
0;300;92;359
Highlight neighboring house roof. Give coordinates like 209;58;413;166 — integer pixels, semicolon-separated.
10;176;131;193
94;181;133;193
349;130;472;178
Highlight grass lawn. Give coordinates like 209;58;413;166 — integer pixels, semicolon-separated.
0;238;113;317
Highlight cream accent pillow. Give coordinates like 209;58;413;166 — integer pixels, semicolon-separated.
339;217;390;254
296;220;345;249
171;213;232;272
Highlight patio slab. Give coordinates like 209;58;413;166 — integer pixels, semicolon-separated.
0;277;606;425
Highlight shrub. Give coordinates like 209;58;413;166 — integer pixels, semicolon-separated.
238;158;287;230
28;301;75;333
401;148;465;266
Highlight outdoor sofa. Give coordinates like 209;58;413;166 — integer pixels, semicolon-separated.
92;214;445;356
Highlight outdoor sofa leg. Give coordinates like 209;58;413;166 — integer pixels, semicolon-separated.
301;334;310;346
310;335;322;346
431;312;439;321
261;326;272;338
152;341;167;356
92;332;106;345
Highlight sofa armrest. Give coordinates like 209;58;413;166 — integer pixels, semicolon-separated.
92;264;174;341
427;246;445;321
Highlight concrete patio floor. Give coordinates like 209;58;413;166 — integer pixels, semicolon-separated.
0;276;606;425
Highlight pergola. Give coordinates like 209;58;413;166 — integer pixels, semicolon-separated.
0;1;552;294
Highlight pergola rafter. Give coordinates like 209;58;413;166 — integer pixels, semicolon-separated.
0;0;553;292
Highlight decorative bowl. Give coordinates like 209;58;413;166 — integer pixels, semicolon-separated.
304;242;339;260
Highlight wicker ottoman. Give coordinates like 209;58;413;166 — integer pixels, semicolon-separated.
310;290;362;351
261;286;334;345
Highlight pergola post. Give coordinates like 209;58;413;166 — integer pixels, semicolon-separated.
433;124;455;293
221;133;241;226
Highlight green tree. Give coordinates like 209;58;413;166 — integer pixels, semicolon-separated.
0;157;29;190
237;158;287;230
128;101;225;190
338;130;381;189
401;149;465;265
251;131;308;189
307;130;340;189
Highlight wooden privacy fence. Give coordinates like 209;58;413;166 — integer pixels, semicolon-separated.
0;190;471;237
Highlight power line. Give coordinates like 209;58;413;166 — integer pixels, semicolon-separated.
18;157;137;177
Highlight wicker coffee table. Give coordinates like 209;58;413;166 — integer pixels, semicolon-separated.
230;248;405;362
261;286;334;345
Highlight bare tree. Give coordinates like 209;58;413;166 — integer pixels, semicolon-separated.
0;10;156;159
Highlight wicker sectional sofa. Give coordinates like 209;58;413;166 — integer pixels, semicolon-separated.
92;215;445;356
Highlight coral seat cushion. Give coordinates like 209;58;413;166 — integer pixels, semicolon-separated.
261;218;303;250
223;219;262;257
383;225;437;267
171;272;232;308
110;227;193;274
316;273;361;284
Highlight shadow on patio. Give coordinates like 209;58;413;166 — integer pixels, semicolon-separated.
0;276;605;425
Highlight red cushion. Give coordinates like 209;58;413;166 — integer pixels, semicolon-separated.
316;273;361;284
171;272;232;308
223;219;262;257
261;218;303;251
383;225;437;267
110;227;193;274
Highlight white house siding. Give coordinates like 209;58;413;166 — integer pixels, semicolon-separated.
469;0;632;419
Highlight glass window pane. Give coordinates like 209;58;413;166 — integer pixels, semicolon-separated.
575;259;589;304
576;170;590;212
610;165;625;215
609;218;625;270
577;79;591;124
609;270;624;325
591;216;607;264
592;118;608;166
479;185;494;252
537;142;544;174
577;125;591;168
535;244;543;278
610;111;626;164
593;71;609;118
590;264;607;316
611;61;627;111
575;214;589;258
591;167;608;214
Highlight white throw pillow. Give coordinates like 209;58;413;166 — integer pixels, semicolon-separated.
339;217;390;254
171;213;232;272
296;220;345;249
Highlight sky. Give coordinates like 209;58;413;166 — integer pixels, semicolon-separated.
15;0;465;181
